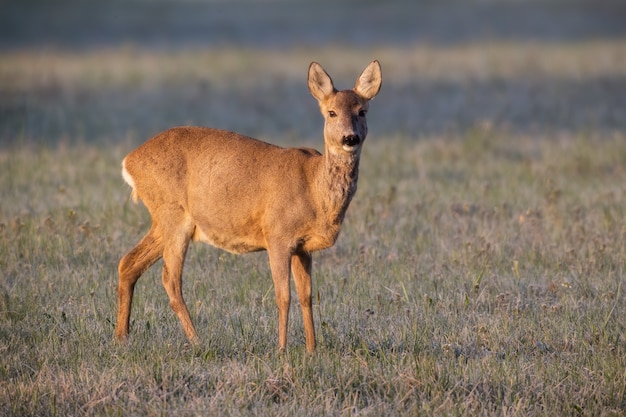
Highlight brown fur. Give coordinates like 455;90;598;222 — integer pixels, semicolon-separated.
115;61;382;353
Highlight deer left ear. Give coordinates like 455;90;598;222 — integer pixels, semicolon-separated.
354;60;382;100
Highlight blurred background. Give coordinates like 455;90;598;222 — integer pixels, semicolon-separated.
1;0;625;147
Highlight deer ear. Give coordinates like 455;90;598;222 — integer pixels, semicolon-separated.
354;60;382;100
308;62;336;101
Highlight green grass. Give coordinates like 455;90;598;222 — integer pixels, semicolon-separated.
1;26;626;416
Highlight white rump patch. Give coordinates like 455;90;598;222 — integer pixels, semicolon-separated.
121;158;139;203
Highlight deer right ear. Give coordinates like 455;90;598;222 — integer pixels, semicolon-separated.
308;62;336;101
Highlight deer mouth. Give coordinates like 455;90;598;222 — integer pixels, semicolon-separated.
342;135;361;151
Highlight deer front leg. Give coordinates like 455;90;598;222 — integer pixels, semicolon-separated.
292;250;315;353
268;246;292;351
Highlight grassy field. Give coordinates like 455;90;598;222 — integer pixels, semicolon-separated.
2;1;626;415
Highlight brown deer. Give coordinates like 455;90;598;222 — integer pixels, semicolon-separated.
115;61;382;353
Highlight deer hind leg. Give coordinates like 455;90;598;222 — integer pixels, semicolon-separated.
292;250;316;353
115;224;164;341
268;246;292;351
160;216;198;343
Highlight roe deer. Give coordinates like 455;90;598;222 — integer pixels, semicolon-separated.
115;60;382;353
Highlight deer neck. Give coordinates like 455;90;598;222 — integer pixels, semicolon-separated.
315;147;361;225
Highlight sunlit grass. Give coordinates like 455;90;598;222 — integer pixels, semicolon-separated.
2;40;625;89
1;128;625;415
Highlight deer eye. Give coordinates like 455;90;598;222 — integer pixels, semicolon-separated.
358;109;367;117
328;110;337;118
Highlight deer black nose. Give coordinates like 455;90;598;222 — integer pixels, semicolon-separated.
342;135;361;148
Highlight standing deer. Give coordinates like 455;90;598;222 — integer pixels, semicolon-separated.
115;61;382;353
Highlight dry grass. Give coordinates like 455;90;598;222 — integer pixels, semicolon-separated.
1;128;625;416
2;39;626;86
2;39;625;147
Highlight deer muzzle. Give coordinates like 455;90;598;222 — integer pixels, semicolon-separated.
342;135;361;151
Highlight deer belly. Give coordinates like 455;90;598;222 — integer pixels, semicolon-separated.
192;226;265;254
